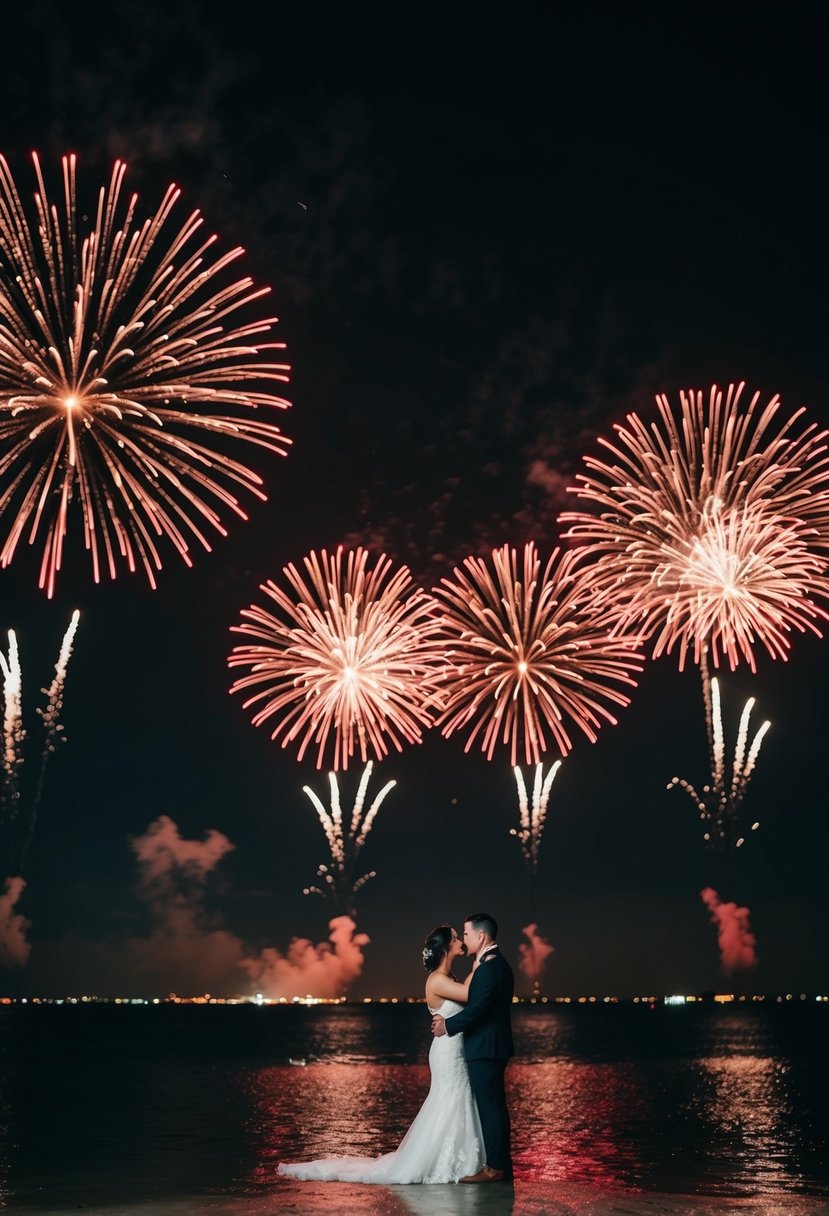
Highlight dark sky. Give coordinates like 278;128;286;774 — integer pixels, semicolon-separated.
1;1;827;998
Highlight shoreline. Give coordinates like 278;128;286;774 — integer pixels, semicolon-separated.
10;1181;829;1216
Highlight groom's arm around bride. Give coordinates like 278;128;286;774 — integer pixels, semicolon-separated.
431;914;515;1182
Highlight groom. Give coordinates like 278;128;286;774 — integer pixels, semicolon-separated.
431;912;514;1183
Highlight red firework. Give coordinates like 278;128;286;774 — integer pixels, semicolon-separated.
559;382;829;670
229;546;442;770
431;542;643;765
0;154;291;595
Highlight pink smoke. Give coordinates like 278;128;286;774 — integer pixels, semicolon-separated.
130;815;235;887
242;915;370;999
700;887;758;974
517;922;554;990
0;876;31;968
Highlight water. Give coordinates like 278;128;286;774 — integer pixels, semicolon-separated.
1;1002;827;1210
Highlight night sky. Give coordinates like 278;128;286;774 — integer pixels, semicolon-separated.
1;1;827;998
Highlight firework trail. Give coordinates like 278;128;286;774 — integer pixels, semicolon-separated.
0;154;291;595
21;610;81;868
229;546;443;770
0;613;79;873
432;542;643;765
560;382;829;671
0;631;25;855
301;762;396;915
668;674;769;852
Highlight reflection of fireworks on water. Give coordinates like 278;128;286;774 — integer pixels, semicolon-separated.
560;383;829;671
301;762;396;915
0;154;290;595
432;543;643;765
669;675;769;853
230;546;442;770
0;613;80;872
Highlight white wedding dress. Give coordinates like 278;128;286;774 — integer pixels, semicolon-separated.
277;999;485;1184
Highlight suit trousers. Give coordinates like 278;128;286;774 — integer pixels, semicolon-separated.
466;1059;512;1177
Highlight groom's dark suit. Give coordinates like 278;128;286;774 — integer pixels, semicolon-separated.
444;946;514;1178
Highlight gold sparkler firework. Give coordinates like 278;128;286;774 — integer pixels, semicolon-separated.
0;612;79;871
511;761;561;876
432;542;643;766
669;673;769;852
0;154;291;595
301;762;396;914
229;546;444;770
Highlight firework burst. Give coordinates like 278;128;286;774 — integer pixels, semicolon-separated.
0;154;291;595
301;762;396;915
560;382;829;670
432;542;643;765
229;546;443;770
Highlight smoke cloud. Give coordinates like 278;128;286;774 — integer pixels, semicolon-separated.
700;886;758;974
517;922;555;990
0;876;31;968
242;915;370;999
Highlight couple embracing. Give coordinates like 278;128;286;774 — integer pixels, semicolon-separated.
279;912;515;1185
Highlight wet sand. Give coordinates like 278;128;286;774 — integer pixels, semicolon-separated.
17;1181;829;1216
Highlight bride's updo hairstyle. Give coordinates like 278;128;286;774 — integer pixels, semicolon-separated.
422;926;452;973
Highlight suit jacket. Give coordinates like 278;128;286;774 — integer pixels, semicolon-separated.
444;946;515;1060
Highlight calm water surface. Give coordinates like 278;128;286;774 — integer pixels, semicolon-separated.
0;1003;826;1208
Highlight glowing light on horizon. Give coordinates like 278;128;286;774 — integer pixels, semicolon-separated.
669;676;769;853
301;762;396;914
229;546;443;770
432;542;644;765
560;383;829;671
0;153;291;596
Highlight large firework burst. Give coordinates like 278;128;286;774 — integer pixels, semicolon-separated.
229;546;443;770
0;154;291;595
559;383;829;670
432;542;643;765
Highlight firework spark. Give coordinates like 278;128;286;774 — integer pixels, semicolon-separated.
669;673;769;853
0;154;291;595
432;543;643;766
229;546;442;770
560;383;829;671
301;762;395;915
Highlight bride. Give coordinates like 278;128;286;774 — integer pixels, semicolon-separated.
277;925;485;1184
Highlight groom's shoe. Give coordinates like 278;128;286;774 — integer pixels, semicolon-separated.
459;1165;505;1183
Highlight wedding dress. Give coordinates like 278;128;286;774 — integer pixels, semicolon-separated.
277;999;485;1184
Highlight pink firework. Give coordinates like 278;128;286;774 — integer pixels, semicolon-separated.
432;542;643;765
0;154;291;596
229;546;442;770
560;383;829;671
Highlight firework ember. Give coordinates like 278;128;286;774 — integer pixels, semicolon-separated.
229;546;443;770
432;542;643;765
0;154;291;595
